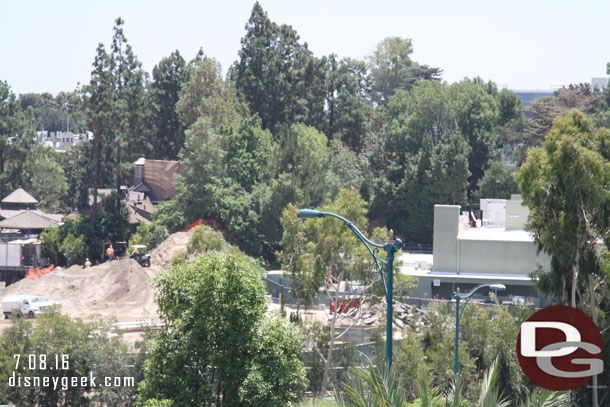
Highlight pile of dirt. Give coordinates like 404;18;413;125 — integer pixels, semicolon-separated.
148;230;192;271
0;259;157;321
0;230;201;323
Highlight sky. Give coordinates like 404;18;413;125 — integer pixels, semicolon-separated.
1;0;608;96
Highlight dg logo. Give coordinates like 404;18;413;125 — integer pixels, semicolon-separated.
516;305;603;391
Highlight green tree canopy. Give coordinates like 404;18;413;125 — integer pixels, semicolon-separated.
149;50;188;160
139;250;306;406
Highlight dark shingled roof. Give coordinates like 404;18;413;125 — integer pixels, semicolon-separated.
2;188;38;204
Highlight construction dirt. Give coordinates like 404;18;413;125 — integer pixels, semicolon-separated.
0;230;193;326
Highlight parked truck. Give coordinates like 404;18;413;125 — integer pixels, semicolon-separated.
1;295;55;319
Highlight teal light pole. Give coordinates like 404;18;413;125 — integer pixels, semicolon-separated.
453;283;505;384
297;209;402;368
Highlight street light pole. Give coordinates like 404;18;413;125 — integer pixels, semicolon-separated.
297;208;402;368
453;283;505;384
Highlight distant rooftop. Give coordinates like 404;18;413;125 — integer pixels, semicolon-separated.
2;188;38;204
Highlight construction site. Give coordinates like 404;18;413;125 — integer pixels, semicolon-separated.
0;229;193;340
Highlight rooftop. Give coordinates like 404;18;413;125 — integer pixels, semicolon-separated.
2;188;38;204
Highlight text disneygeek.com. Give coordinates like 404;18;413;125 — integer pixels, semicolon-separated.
8;372;135;390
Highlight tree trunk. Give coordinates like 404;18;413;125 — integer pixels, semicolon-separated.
589;274;599;407
91;137;101;230
571;249;579;308
115;142;122;212
320;314;335;395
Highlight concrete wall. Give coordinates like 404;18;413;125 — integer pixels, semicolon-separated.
505;196;528;230
458;239;549;275
432;205;460;272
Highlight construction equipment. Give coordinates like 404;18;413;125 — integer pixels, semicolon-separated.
130;245;151;267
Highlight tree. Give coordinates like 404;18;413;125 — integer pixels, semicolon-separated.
82;43;115;229
516;111;610;407
0;80;29;199
60;233;87;267
279;189;388;394
231;2;325;133
325;55;372;151
276;123;329;208
109;17;150;208
224;116;274;192
149;50;188;160
473;160;519;201
367;37;442;106
375;82;470;242
97;192;130;245
28;147;69;213
449;79;499;200
138;250;306;406
0;311;138;407
176;57;245;132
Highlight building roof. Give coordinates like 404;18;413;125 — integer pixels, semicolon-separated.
2;188;38;204
0;210;60;230
0;209;63;223
135;159;181;202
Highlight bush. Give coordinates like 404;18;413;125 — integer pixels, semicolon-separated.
132;223;169;251
170;251;188;267
187;225;224;255
0;311;138;407
60;233;87;267
139;250;306;406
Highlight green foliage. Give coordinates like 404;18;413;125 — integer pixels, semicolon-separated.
97;192;130;244
41;217;96;267
0;311;138;407
142;400;174;407
132;222;169;250
276;123;329;207
170;251;187;267
139;250;306;406
177;57;245;131
186;225;224;254
231;2;325;132
224;115;274;191
300;321;356;393
367;37;441;106
377;81;470;241
325;55;373;151
449;79;499;199
150;200;186;233
516;111;610;306
149;50;188;160
473;160;519;200
60;233;87;266
279;189;386;312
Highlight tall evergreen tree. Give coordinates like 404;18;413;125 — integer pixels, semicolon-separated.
109;17;150;209
149;50;187;160
231;2;325;133
0;81;25;198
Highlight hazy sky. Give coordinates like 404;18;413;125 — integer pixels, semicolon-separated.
1;0;608;96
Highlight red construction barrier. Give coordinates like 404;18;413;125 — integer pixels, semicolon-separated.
26;264;55;280
181;219;221;232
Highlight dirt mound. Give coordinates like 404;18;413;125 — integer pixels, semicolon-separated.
0;230;201;323
0;259;157;321
149;230;192;271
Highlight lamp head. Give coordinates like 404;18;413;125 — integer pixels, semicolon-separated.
490;284;506;291
297;209;325;219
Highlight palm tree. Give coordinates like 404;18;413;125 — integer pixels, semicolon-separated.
335;356;567;407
